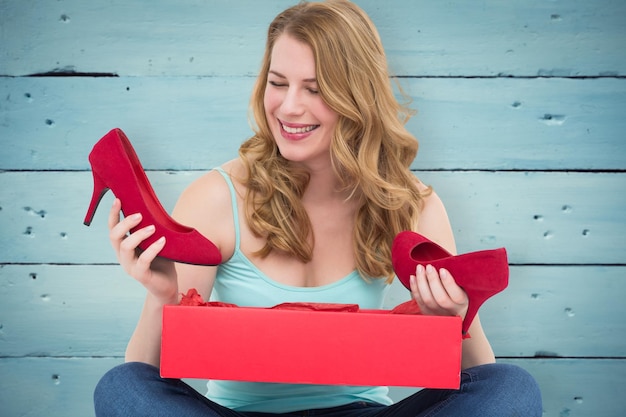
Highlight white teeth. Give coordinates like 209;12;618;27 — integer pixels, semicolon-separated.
282;123;317;134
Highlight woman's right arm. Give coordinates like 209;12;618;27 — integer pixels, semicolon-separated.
109;168;236;366
124;261;217;366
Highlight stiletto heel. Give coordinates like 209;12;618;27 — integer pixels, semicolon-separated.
392;231;508;334
83;128;222;266
84;171;107;226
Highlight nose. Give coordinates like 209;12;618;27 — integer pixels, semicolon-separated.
280;86;305;116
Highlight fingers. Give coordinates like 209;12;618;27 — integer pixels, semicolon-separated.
117;225;167;286
118;223;154;265
411;264;445;310
104;199;175;300
439;268;468;305
107;198;146;252
134;236;166;274
409;266;425;306
107;198;122;231
107;199;166;276
410;264;468;317
108;198;138;248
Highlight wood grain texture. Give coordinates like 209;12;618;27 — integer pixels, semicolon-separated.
1;0;624;415
386;266;626;358
0;265;143;357
1;0;625;77
2;265;624;358
2;76;625;170
1;171;623;264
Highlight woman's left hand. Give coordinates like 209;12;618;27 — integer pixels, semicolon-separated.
409;264;469;319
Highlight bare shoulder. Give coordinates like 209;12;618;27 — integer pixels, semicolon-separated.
415;179;457;254
173;167;231;223
172;159;241;257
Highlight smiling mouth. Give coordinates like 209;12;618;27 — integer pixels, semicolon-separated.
280;122;319;134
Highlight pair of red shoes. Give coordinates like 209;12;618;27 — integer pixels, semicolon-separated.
84;129;507;334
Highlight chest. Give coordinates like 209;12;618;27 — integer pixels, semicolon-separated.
241;204;356;288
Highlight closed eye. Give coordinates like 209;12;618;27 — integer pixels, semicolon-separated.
268;81;287;88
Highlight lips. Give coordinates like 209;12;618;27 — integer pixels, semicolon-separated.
280;120;319;135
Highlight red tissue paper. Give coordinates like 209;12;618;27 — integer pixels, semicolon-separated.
179;288;420;314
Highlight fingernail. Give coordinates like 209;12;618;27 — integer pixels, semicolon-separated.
157;236;166;244
416;264;425;274
426;264;435;273
440;268;447;278
146;225;155;233
130;213;141;221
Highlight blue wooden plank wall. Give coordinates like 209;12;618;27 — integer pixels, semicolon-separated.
1;1;625;416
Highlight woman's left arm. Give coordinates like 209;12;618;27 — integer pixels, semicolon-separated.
414;187;496;369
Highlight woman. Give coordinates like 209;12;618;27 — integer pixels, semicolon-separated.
94;1;542;415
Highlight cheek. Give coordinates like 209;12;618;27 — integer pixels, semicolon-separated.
263;88;279;115
312;97;337;124
317;104;339;128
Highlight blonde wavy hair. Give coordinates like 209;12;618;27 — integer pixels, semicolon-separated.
239;0;428;282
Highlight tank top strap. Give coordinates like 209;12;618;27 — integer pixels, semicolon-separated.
214;167;241;249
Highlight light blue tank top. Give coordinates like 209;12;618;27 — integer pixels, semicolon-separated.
205;168;393;412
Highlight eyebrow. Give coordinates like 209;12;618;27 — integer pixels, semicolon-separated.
268;70;317;83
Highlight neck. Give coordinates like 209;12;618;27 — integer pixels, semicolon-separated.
302;165;353;204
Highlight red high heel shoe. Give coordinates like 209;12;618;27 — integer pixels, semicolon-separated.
392;231;508;335
83;128;222;266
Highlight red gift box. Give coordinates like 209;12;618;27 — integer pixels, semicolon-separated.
161;302;462;389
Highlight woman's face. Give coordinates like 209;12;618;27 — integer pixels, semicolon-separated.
264;34;339;171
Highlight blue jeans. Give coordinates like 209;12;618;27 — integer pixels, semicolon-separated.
94;362;542;417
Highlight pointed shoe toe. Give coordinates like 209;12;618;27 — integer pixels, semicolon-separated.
84;128;222;266
391;230;508;334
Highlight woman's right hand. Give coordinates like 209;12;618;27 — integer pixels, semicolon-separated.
108;198;178;304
